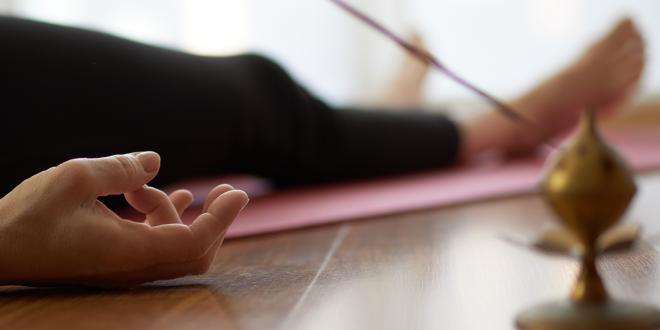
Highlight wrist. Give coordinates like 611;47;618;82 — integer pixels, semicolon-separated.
0;198;28;285
0;198;11;283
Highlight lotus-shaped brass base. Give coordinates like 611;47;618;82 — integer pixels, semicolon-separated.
515;110;660;330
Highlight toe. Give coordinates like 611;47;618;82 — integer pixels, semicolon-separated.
602;17;638;49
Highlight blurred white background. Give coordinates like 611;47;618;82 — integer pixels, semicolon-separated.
1;0;659;107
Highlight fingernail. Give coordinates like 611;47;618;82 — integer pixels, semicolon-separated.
240;191;250;208
136;151;160;173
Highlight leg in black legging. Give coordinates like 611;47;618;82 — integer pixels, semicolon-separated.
0;16;460;196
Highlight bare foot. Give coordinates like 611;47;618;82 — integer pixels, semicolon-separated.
462;18;646;158
375;32;430;108
517;17;645;145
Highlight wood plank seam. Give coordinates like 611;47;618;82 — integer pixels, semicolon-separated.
280;224;350;329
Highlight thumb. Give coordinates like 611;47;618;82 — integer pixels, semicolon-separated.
60;151;161;198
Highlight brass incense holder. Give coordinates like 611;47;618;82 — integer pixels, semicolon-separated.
515;110;660;330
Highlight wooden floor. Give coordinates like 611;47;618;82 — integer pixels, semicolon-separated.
1;104;660;329
1;170;659;330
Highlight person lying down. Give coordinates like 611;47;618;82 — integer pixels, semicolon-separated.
0;16;645;287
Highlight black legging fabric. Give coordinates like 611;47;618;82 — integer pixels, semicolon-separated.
0;16;460;196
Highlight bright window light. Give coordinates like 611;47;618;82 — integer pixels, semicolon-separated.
176;0;250;56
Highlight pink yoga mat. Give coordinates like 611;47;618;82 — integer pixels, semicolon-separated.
166;127;660;239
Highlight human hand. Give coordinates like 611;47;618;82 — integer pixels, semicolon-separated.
0;152;248;287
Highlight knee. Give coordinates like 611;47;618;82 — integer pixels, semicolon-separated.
240;53;293;85
241;53;286;75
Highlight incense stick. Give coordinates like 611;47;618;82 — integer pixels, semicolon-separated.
329;0;555;148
